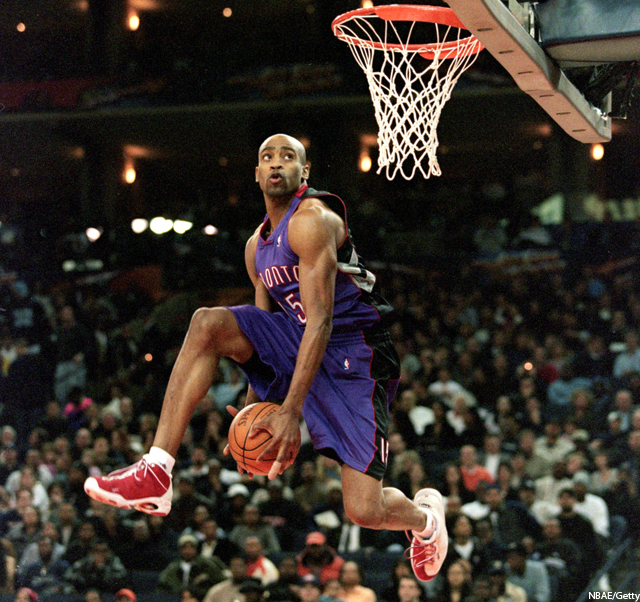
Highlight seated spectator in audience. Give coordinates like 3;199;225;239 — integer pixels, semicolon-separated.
217;483;252;534
571;471;609;540
428;367;468;408
170;474;215;534
534;459;573;505
589;450;619;496
115;588;136;602
536;518;583;600
230;504;280;556
338;561;375;602
613;330;640;380
432;560;472;602
258;477;308;552
515;430;550;480
62;519;97;565
336;513;380;554
199;517;240;565
239;577;267;602
441;463;475;506
5;468;49;520
19;521;64;568
0;446;21;489
244;535;279;586
321;578;347;602
294;462;328;518
6;506;42;561
504;542;550;602
267;555;302;602
445;514;487;578
419;399;461;454
602;466;640;538
157;533;226;600
487;560;526;602
395;575;426;602
310;482;347;549
17;535;69;596
54;502;79;551
380;557;411;602
473;520;505;568
460;445;494;493
612;389;636;433
118;517;170;572
482;483;541;546
63;538;127;595
556;488;604;585
202;554;248;602
180;503;211;544
297;531;344;586
534;421;575;467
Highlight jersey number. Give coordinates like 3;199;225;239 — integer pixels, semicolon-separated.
283;293;307;325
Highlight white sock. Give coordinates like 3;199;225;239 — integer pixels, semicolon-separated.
414;508;436;540
147;446;175;473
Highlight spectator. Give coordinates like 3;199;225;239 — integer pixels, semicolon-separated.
258;477;308;552
338;561;376;602
217;483;251;534
298;573;323;602
54;502;79;551
504;542;550;602
239;578;267;602
533;422;575;466
380;557;412;602
202;554;248;602
535;518;583;599
294;461;327;517
199;518;240;565
63;538;127;595
556;488;604;583
118;517;170;572
444;514;488;577
244;536;279;586
613;330;640;380
19;521;65;568
589;450;619;496
297;531;344;586
612;389;636;433
534;459;573;505
487;560;526;602
459;445;494;493
571;472;609;540
267;555;302;602
6;506;42;560
229;505;280;556
515;430;551;480
441;463;475;505
516;480;558;527
157;533;226;600
169;474;214;534
482;483;541;546
321;578;346;602
432;560;472;602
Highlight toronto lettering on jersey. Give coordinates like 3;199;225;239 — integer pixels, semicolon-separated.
258;265;299;288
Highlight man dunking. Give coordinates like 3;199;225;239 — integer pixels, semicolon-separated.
84;134;447;582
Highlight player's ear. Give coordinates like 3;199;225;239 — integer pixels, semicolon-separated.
255;166;259;182
302;162;310;180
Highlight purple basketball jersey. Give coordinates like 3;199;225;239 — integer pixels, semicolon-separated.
254;184;390;334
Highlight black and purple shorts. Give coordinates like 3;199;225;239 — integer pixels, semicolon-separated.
227;305;400;480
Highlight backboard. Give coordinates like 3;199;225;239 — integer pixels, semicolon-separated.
445;0;640;143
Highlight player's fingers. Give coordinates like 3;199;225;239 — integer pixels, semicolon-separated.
268;461;283;481
226;405;239;418
223;444;230;456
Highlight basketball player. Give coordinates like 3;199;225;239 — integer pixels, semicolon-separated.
84;134;447;582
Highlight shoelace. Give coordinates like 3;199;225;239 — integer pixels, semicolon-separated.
404;533;438;567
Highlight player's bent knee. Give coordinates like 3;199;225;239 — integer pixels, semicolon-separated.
344;499;384;530
189;307;234;346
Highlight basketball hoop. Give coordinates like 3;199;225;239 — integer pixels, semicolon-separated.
332;5;483;179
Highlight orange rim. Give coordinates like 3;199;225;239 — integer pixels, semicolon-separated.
331;4;483;59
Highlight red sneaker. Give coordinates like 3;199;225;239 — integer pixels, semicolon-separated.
406;488;448;582
84;456;172;516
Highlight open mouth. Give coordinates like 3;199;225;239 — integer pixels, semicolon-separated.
269;173;283;184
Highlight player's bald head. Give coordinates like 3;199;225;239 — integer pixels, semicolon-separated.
259;134;307;165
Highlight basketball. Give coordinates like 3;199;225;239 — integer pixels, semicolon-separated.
227;402;301;476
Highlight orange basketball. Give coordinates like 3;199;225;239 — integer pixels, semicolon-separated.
227;402;301;476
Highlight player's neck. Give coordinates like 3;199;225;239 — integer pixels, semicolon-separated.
264;193;295;232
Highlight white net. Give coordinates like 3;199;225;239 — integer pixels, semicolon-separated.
333;7;483;180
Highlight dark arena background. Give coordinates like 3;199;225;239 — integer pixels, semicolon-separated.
0;1;639;601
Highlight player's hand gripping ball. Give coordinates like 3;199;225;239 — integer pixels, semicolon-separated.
227;402;301;476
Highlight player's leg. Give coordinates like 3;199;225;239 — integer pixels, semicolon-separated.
341;465;448;582
84;307;254;514
153;307;254;456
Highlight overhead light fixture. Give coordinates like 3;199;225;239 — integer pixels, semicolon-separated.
86;227;103;242
149;217;173;234
131;218;148;233
173;220;193;234
128;13;140;31
16;23;26;33
591;143;605;161
204;225;218;236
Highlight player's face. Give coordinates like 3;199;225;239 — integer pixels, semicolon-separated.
256;134;309;198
